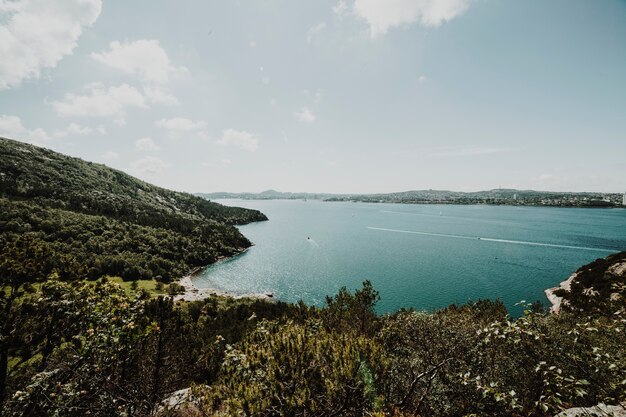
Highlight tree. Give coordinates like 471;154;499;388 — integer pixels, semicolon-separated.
323;280;381;336
0;234;54;408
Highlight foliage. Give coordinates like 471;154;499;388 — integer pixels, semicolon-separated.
323;279;380;336
196;319;385;416
0;136;268;283
0;137;266;227
0;278;303;416
0;274;625;417
0;199;254;282
555;251;626;315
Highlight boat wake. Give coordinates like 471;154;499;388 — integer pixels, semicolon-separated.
307;237;320;247
367;226;615;253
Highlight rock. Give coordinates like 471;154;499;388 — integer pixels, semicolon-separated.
608;261;626;277
545;272;578;314
156;387;207;416
555;403;626;417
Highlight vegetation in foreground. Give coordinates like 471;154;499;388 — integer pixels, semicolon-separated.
1;249;625;416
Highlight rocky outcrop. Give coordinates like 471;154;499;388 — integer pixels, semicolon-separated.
555;402;626;416
545;272;578;314
156;387;204;416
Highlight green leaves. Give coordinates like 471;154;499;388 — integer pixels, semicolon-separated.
198;319;384;416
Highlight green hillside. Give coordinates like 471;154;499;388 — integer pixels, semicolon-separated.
0;137;267;282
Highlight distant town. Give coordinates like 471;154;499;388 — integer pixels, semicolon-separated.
199;189;626;208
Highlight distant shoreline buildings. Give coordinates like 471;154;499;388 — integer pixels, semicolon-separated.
202;189;626;208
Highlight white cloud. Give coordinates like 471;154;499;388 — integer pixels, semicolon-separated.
333;0;349;16
130;156;169;175
294;107;316;123
135;137;160;151
53;122;95;138
217;129;259;151
352;0;470;37
307;22;327;44
249;40;257;48
52;83;147;118
91;40;186;84
155;117;207;132
90;40;182;107
143;86;180;106
0;0;102;90
0;114;50;144
418;75;428;83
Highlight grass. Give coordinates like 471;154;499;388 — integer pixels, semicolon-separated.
108;276;168;297
3;277;171;299
3;276;178;302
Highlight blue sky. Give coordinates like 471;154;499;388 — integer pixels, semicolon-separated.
1;0;625;193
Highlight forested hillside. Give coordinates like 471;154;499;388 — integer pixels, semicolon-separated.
0;137;267;281
0;137;266;226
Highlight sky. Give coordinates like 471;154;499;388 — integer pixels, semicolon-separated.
1;0;625;194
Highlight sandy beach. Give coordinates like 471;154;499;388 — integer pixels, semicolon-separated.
173;272;274;302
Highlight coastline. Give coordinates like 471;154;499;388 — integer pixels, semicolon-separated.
544;272;578;314
174;248;274;302
213;197;624;209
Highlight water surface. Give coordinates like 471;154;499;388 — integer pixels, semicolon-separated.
195;200;626;315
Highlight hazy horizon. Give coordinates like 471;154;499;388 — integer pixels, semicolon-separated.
1;1;625;194
199;186;625;196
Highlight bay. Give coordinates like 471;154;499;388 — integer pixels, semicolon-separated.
194;200;626;315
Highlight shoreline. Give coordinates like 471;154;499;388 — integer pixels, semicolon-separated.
215;197;624;209
173;248;274;302
544;272;578;314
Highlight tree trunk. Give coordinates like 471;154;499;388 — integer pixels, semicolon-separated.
150;315;164;406
0;344;8;409
38;311;58;372
0;288;16;409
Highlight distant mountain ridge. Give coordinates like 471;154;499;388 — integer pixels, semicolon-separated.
198;190;340;200
200;188;624;207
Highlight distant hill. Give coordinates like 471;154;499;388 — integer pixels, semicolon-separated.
0;137;267;282
198;190;342;200
200;188;623;207
0;138;266;226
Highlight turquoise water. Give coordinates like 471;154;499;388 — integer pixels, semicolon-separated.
195;200;626;315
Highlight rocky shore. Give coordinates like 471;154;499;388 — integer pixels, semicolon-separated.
173;270;274;302
544;272;578;314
